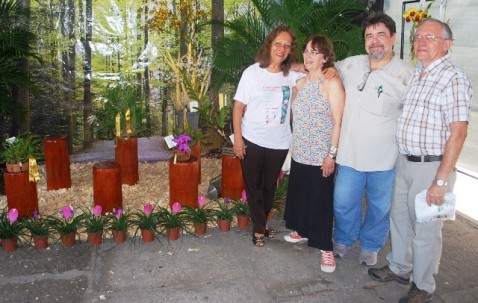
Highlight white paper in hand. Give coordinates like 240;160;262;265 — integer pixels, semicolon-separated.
414;190;456;223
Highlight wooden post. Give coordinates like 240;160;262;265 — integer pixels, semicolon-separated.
43;136;72;190
4;172;38;217
93;161;122;215
221;155;244;200
115;136;139;185
169;156;199;208
190;140;201;184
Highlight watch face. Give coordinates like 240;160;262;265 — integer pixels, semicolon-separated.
437;179;445;186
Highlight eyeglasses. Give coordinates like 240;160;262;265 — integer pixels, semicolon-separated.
412;34;449;43
357;72;371;91
302;49;322;56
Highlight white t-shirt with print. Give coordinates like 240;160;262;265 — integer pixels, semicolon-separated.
234;63;302;149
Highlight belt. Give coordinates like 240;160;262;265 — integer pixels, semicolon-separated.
406;155;443;162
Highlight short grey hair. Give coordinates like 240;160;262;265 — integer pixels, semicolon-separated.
418;18;453;41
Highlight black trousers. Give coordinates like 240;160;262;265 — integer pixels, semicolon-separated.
240;138;288;234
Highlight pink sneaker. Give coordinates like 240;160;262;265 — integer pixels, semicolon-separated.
321;250;336;273
283;231;308;244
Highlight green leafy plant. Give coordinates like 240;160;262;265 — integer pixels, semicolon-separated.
272;173;289;217
183;196;215;224
131;203;160;231
0;208;25;239
213;198;234;221
48;205;82;236
158;202;186;229
231;190;250;216
79;205;110;233
109;208;130;232
0;133;42;164
24;210;51;237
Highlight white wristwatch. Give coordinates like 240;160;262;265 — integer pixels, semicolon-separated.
436;179;448;187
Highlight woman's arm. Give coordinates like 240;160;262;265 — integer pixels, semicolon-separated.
232;100;247;159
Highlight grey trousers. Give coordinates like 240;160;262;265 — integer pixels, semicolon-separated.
387;155;456;293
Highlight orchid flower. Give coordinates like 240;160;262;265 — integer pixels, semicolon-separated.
8;208;18;224
60;205;74;221
224;197;231;205
114;208;123;219
198;196;206;208
172;202;182;214
33;209;39;220
93;205;102;218
241;190;247;203
143;204;153;217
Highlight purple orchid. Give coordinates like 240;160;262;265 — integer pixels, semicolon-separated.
93;205;102;218
224;197;231;205
8;208;18;224
143;204;153;217
172;133;192;152
33;209;39;220
172;202;182;214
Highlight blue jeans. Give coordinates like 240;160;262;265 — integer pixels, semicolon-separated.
333;165;396;253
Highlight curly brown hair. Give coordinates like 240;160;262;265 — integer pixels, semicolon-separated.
255;26;298;76
303;35;336;71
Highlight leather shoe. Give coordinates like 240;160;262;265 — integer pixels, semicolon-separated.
368;265;410;284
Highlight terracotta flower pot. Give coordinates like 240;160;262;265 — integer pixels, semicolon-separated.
112;230;127;244
236;215;250;229
141;229;155;243
88;231;103;247
218;219;232;232
167;227;181;241
174;149;191;162
1;237;18;252
61;231;76;248
33;235;49;250
194;222;207;235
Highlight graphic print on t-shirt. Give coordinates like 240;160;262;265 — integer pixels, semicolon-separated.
280;86;291;124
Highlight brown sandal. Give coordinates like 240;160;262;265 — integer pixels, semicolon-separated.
265;226;276;238
252;234;265;247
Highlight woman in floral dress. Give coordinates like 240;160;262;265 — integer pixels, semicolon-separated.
283;35;345;273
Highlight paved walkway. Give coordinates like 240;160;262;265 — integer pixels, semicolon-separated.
1;216;477;303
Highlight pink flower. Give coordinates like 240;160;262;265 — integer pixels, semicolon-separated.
279;170;285;180
198;196;206;208
114;208;123;219
60;206;74;221
93;205;102;218
8;208;18;224
143;204;153;217
241;190;247;203
172;202;182;214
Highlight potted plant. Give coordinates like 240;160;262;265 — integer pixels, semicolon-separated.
79;205;110;246
25;210;51;249
183;196;215;235
158;202;186;241
270;172;288;221
171;133;193;162
109;208;130;244
1;134;41;173
0;208;25;252
213;198;234;232
131;203;159;243
232;190;250;229
48;205;82;248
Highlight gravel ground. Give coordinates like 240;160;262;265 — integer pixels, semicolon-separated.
0;136;222;219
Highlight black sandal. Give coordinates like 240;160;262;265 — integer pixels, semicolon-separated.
265;226;276;238
252;234;265;247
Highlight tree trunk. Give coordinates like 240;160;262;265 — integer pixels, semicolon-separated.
143;1;151;135
82;0;93;148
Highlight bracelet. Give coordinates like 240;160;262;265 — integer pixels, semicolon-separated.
329;145;337;155
327;152;336;159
